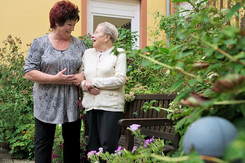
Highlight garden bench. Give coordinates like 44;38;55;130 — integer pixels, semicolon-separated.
118;94;180;154
82;94;180;154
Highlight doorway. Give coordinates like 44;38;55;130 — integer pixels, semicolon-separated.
87;0;140;47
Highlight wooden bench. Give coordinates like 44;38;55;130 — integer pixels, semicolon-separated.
82;94;180;154
118;94;180;154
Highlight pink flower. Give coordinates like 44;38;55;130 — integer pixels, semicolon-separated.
132;146;137;153
52;154;57;159
130;124;141;131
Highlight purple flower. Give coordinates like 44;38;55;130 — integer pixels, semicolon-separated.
115;146;122;155
130;124;141;131
144;136;154;147
87;150;96;158
99;147;103;152
96;147;103;155
150;136;154;142
144;139;150;147
132;146;137;153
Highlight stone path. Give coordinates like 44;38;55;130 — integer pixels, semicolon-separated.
0;148;34;163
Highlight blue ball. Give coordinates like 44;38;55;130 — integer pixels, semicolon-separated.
183;116;238;157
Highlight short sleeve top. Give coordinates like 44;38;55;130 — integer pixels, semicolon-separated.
24;34;87;124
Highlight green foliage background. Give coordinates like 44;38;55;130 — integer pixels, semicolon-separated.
0;36;34;159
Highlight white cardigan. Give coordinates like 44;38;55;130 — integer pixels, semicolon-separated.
80;48;126;112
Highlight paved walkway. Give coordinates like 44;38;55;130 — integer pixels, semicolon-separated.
0;147;87;163
0;148;34;163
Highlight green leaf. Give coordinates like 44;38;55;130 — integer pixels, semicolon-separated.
224;131;245;162
188;79;197;87
149;45;157;51
170;80;184;92
205;48;214;57
234;51;245;59
186;111;199;124
175;61;185;69
159;47;169;54
176;51;193;59
202;89;213;97
153;54;164;59
154;106;161;112
174;90;192;102
224;39;237;45
226;3;242;21
175;116;187;130
13;142;25;147
169;45;182;53
142;59;151;67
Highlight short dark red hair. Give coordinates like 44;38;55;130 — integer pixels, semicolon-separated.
49;0;80;29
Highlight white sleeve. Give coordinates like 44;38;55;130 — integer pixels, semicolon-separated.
92;52;126;89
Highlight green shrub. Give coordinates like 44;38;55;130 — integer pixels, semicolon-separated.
0;35;35;159
131;0;245;162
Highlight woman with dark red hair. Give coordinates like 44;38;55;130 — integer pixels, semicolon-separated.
24;1;87;162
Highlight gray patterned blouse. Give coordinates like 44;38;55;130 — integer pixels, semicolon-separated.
24;34;87;124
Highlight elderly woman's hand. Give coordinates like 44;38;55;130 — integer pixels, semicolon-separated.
83;79;93;92
82;79;100;95
88;87;100;95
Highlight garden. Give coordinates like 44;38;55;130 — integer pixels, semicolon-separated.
0;0;245;162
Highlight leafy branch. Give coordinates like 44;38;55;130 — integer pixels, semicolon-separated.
191;34;245;66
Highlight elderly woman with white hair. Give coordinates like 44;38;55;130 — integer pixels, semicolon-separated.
79;22;126;157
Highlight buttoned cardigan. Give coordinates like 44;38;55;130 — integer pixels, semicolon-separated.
80;48;126;112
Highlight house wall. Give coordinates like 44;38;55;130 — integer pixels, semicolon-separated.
0;0;167;51
147;0;167;45
0;0;81;52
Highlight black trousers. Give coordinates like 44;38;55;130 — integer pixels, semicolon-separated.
34;118;81;163
87;110;123;154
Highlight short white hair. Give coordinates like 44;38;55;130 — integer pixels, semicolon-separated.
97;22;118;43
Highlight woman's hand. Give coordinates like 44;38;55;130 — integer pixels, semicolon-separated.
88;87;100;95
83;79;93;92
74;72;85;86
25;68;76;85
54;68;76;85
82;79;100;95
